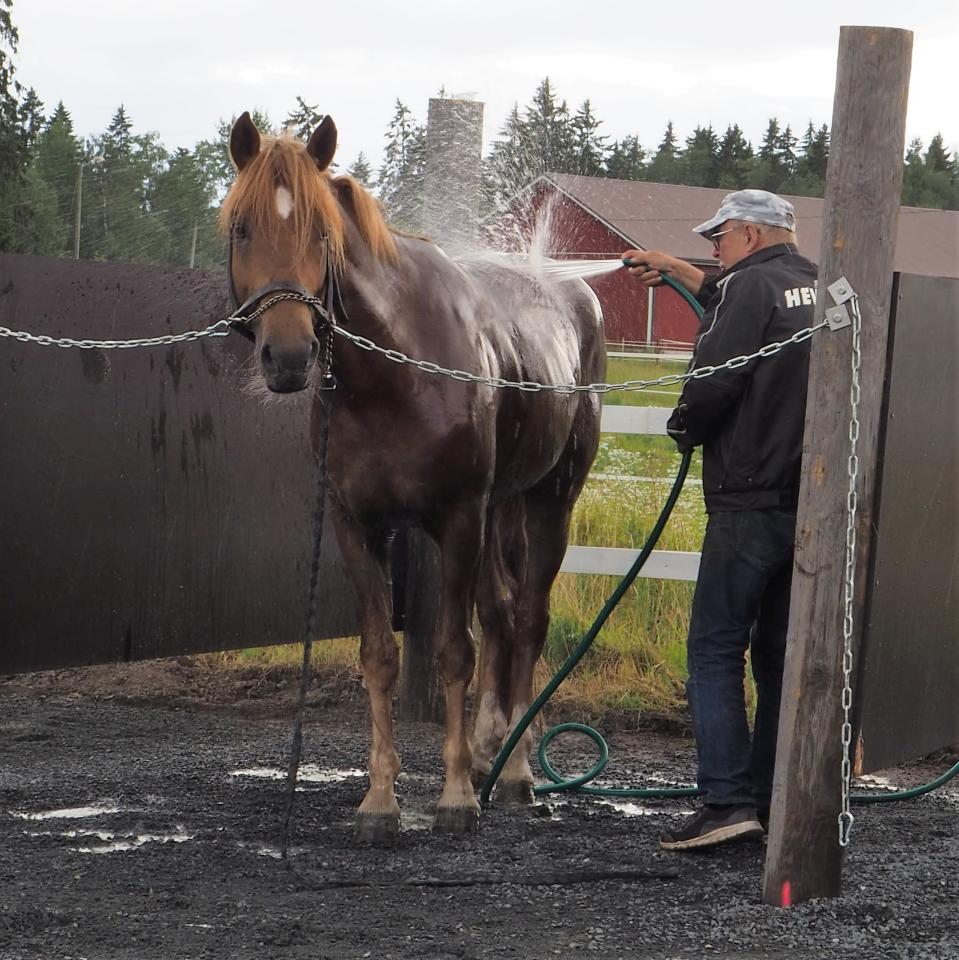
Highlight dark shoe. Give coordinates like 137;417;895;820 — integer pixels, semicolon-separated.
757;806;770;833
659;804;764;851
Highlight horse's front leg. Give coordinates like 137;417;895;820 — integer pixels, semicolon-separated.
331;505;401;842
431;502;485;835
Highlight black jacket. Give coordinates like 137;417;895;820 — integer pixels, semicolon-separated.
666;244;818;513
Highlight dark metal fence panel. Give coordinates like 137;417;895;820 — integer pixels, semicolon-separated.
0;254;358;674
857;273;959;770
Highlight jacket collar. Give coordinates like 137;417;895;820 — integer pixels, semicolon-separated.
714;243;800;284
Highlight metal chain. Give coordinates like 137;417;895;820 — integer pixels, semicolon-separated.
838;292;863;847
330;319;830;394
0;287;828;394
0;290;331;352
0;318;232;350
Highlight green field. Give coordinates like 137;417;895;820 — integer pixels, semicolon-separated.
546;355;705;720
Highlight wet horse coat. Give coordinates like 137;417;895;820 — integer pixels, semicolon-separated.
223;112;605;839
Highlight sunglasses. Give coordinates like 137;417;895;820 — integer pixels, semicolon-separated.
708;226;745;248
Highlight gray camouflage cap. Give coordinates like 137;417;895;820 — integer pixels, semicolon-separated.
694;189;797;236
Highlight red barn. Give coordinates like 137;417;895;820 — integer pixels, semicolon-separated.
492;174;959;348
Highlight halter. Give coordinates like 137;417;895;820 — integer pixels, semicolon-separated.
227;233;339;337
226;232;344;389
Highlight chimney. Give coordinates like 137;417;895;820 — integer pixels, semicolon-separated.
422;97;484;251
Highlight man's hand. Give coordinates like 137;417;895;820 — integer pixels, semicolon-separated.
666;403;697;454
622;249;706;296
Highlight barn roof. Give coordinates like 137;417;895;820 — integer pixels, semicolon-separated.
536;173;959;279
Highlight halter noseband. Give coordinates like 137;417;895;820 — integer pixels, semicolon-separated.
226;233;340;343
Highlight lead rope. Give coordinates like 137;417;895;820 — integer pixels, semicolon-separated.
280;391;332;860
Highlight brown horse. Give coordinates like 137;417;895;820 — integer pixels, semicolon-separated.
222;111;605;840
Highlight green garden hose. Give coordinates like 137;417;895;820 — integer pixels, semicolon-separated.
480;265;959;809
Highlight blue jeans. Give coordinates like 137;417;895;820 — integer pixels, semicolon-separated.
686;508;796;808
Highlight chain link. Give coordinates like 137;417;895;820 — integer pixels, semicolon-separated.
0;318;232;350
330;320;830;394
838;292;863;847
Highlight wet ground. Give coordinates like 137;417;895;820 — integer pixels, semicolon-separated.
0;663;957;960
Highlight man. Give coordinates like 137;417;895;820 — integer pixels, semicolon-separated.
623;189;818;851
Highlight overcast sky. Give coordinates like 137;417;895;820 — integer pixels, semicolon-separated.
14;0;958;172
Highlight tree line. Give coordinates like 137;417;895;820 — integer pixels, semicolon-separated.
1;2;956;269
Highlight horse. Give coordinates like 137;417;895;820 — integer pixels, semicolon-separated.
222;111;605;840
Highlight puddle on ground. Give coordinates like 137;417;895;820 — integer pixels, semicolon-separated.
853;773;900;791
239;810;433;855
400;811;433;832
11;805;122;821
22;823;194;854
597;799;694;818
71;827;194;854
230;765;367;785
11;804;196;854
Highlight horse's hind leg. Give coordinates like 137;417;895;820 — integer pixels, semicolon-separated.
330;504;402;843
472;498;526;785
497;431;597;804
430;502;485;834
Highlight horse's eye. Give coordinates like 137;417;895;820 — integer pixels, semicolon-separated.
233;220;249;242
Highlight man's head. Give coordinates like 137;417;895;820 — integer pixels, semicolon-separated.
694;189;798;269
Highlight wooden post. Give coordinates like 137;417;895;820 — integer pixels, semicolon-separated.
762;26;912;905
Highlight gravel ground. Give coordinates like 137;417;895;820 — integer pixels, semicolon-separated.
0;663;956;960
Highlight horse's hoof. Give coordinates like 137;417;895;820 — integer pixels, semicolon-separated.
432;805;480;836
354;813;400;844
494;780;534;806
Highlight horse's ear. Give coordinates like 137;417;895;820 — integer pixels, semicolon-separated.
230;111;261;171
306;116;337;172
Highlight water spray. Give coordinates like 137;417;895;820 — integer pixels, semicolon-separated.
536;255;706;319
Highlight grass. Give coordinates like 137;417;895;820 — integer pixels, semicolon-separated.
227;356;733;725
602;356;687;409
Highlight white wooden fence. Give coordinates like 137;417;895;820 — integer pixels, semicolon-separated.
560;404;701;581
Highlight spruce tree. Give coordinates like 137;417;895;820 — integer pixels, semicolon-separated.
569;99;608;176
680;125;719;187
346;151;374;189
378;99;425;231
785;122;828;197
482;103;534;213
924;134;951;174
605;135;646;181
285;96;323;140
32;101;82;255
715;124;753;189
0;0;21;187
522;78;572;175
150;147;221;268
901;136;958;209
750;117;787;191
644;122;679;183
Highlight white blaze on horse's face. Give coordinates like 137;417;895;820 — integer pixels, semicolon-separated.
275;186;293;220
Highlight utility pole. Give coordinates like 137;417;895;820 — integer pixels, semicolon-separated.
762;25;912;907
74;155;103;260
73;163;83;259
189;222;198;268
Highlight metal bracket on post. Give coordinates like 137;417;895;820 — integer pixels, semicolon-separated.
825;276;856;330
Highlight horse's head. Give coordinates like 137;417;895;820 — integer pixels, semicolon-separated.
223;111;341;394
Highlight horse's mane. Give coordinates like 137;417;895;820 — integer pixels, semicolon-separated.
219;134;397;269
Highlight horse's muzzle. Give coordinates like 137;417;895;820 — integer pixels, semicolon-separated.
260;336;320;393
